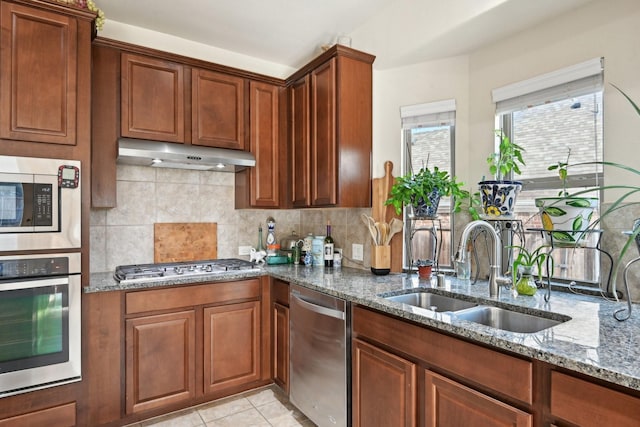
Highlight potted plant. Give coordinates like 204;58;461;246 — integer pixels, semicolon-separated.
536;148;598;246
386;165;469;218
415;259;434;279
509;244;551;296
554;84;640;319
478;131;526;218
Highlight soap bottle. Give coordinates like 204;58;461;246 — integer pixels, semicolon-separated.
266;217;277;256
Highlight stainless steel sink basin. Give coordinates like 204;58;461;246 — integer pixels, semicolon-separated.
383;291;478;312
454;305;567;333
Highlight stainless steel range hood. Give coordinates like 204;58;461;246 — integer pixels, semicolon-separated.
117;138;255;172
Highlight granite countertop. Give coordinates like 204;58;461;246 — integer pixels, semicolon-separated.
87;265;640;392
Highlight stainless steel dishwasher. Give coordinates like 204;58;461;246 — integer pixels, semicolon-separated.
289;284;350;427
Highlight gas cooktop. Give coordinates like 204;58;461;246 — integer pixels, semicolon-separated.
114;258;260;284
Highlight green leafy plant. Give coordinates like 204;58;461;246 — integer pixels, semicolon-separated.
466;189;483;220
508;244;552;284
487;130;526;181
386;166;469;215
548;148;571;196
554;84;640;318
414;259;434;267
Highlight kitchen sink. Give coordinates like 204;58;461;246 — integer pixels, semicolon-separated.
383;290;478;312
454;305;568;333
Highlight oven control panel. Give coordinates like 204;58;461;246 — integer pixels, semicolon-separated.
0;256;69;280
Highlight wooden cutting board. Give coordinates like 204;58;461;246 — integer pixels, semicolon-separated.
154;223;217;263
372;161;403;272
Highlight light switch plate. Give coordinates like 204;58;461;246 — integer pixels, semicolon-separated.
238;246;252;256
352;243;364;261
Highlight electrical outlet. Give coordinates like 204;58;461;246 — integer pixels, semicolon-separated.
238;246;252;256
352;243;364;261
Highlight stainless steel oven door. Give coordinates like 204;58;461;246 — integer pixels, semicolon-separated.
0;274;81;397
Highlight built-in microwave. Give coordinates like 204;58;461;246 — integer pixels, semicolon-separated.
0;155;81;251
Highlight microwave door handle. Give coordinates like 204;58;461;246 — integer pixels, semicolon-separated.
291;292;345;320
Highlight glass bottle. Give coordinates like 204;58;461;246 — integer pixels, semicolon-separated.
256;225;265;252
324;221;334;267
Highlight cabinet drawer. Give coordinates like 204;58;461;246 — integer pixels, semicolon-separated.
126;279;260;314
550;371;640;427
0;402;76;427
353;306;533;404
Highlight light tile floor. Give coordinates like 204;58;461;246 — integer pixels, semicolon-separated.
125;385;315;427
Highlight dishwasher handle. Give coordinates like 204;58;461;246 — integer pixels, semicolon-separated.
291;291;345;320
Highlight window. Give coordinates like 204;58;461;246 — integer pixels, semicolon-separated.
400;100;456;270
493;58;604;287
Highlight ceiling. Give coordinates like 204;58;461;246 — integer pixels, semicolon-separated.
94;0;596;70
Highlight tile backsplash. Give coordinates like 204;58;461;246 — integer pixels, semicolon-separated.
90;165;639;303
90;165;372;273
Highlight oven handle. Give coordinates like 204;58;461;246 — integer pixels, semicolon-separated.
1;276;69;292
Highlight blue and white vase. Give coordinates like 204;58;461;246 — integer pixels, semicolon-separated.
478;180;522;219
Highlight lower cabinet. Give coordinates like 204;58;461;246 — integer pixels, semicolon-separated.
0;402;76;427
352;306;534;427
352;338;417;427
271;279;290;393
549;370;640;427
424;370;532;427
125;310;196;414
273;302;289;392
204;301;261;394
124;279;265;416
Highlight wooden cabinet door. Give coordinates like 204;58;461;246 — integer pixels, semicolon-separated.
352;338;417;427
248;80;279;207
125;310;196;414
192;69;245;149
203;301;261;395
121;53;185;142
273;302;289;393
550;371;640;427
310;57;337;206
0;2;77;145
290;75;311;207
424;370;532;427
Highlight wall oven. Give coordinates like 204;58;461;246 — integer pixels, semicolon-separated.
0;155;81;251
0;252;81;397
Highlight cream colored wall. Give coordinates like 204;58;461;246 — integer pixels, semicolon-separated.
466;0;640;191
100;20;295;78
372;56;470;180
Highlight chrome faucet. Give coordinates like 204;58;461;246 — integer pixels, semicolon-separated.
456;220;511;297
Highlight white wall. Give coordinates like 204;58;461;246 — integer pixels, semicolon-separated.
372;0;640;192
466;0;640;194
100;21;295;78
372;56;470;181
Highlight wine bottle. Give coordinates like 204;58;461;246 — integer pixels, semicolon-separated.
324;221;335;267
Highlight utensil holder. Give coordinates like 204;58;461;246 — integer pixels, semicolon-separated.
371;245;390;275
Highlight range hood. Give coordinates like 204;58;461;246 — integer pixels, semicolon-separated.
117;138;256;172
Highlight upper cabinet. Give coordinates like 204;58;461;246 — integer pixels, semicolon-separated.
121;53;185;143
121;53;247;149
235;81;281;208
288;45;375;208
0;1;92;147
192;69;245;150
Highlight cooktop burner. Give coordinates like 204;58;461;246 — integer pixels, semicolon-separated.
114;258;260;284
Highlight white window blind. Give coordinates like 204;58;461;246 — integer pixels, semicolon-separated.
492;57;604;115
400;99;456;129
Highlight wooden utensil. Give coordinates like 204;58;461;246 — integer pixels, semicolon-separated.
372;161;403;271
386;218;404;246
361;214;379;245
